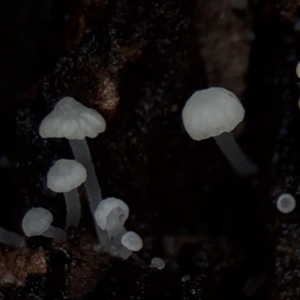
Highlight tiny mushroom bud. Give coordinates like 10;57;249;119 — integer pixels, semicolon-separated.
182;87;257;176
22;207;66;242
47;159;87;229
121;231;143;252
39;96;107;244
276;193;296;214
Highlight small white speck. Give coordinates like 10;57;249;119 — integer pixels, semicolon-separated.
181;275;191;282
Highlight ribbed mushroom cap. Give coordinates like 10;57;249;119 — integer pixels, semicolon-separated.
39;96;106;140
182;87;245;141
94;197;129;231
22;207;53;237
47;159;87;193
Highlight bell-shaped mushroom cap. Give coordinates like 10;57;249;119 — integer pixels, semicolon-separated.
39;96;106;140
47;159;87;193
22;207;53;237
121;231;143;251
182;87;245;141
94;197;129;231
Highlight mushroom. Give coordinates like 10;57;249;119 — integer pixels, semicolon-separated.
296;62;300;79
182;87;257;176
94;197;129;237
47;159;87;229
276;193;296;214
150;257;165;270
0;228;25;247
22;207;66;242
94;197;134;258
39;96;107;244
121;231;143;252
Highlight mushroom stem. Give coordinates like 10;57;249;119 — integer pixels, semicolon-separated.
64;189;81;229
213;132;257;176
108;227;132;259
69;139;102;210
69;139;109;246
42;226;66;243
0;228;25;247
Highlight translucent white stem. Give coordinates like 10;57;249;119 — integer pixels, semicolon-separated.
64;189;81;229
42;226;66;243
0;227;25;247
214;132;257;177
69;139;109;247
108;227;132;259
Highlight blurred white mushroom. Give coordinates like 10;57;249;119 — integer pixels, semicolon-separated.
182;87;257;176
39;96;107;244
22;207;66;242
121;231;143;252
0;227;25;247
47;159;87;229
150;257;165;270
276;193;296;214
3;272;17;284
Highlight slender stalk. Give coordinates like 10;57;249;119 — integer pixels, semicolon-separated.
69;139;109;247
42;226;66;243
214;132;257;177
64;189;81;229
69;139;102;210
0;227;25;247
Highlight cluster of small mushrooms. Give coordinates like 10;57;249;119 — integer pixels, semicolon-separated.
0;86;293;265
0;97;143;259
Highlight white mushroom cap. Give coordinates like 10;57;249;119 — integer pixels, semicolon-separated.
22;207;53;237
276;193;296;214
121;231;143;251
47;159;87;193
39;96;106;140
296;62;300;79
182;87;245;141
150;257;165;270
94;197;129;232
